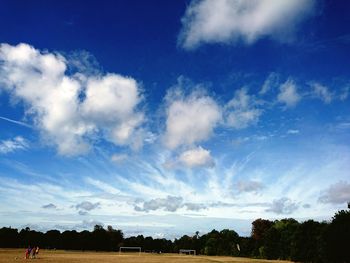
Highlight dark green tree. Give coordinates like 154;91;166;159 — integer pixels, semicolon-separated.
324;209;350;263
291;220;326;263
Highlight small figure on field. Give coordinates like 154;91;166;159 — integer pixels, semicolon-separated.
24;246;31;259
30;245;39;258
30;246;36;258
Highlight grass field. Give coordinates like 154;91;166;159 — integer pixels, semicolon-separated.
0;249;293;263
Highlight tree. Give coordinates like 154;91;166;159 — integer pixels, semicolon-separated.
91;225;109;251
263;226;280;259
204;237;218;255
324;209;350;263
218;229;240;256
107;225;123;251
274;218;299;259
44;230;60;249
0;227;19;248
291;220;326;263
251;219;273;257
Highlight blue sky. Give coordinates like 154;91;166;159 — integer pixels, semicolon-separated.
0;0;349;238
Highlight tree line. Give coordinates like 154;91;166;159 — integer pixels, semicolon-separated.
0;207;349;263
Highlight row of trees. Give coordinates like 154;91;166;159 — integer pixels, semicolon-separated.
0;207;349;262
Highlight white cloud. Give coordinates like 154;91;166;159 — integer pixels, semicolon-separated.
277;78;301;108
266;197;299;214
319;181;350;204
287;129;300;135
0;116;32;128
179;0;315;49
42;203;57;209
75;201;100;211
339;86;349;101
260;72;279;95
135;196;183;212
183;202;207;211
178;146;215;168
111;153;128;164
0;43;144;155
163;89;221;149
310;82;333;104
82;75;144;148
0;136;29;154
85;177;122;195
225;88;262;129
235;180;264;194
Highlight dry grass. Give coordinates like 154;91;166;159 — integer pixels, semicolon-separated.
0;249;293;263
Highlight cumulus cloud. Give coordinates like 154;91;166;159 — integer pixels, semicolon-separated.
310;82;333;104
318;181;350;204
0;136;29;154
78;210;88;216
179;146;215;168
75;201;100;211
266;197;299;214
134;196;184;212
225;88;262;129
179;0;315;49
42;203;57;209
183;202;208;211
265;197;299;215
277;79;301;108
135;196;212;212
164;146;215;169
163;89;221;149
235;180;264;194
0;43;144;156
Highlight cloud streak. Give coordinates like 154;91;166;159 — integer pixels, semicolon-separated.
0;136;29;154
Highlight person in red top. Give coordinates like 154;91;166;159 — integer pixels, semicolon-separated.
24;246;31;259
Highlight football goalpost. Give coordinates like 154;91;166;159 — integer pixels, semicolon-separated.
119;247;142;255
179;249;196;255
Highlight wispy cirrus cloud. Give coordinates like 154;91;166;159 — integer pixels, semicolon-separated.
310;82;334;104
0;136;29;154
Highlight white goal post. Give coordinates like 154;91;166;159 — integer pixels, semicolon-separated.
179;249;196;255
119;247;142;255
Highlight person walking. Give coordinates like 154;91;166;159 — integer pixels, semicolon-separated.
24;246;31;259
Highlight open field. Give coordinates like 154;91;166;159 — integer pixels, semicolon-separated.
0;249;293;263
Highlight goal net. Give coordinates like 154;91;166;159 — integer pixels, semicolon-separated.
119;247;142;255
179;249;196;255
